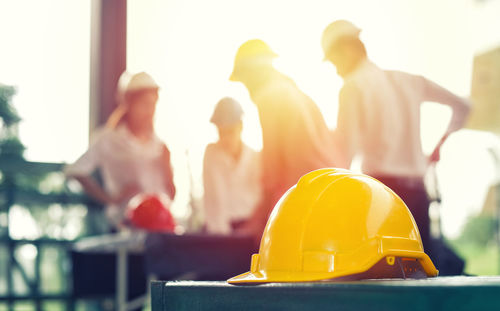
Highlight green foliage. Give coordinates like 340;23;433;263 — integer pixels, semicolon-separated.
449;239;499;275
0;136;25;158
449;213;499;275
0;84;20;127
0;84;24;160
0;83;51;197
457;214;497;246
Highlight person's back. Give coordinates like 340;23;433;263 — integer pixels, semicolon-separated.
341;61;428;177
254;71;336;195
229;39;337;235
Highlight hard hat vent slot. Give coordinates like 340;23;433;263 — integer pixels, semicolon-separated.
331;256;427;281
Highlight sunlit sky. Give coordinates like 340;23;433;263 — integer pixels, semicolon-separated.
1;0;500;237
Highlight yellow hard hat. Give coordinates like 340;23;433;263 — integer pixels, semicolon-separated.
229;39;277;82
228;168;438;284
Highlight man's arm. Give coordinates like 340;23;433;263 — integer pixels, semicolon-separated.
422;77;470;135
73;175;138;206
65;137;116;205
421;77;471;162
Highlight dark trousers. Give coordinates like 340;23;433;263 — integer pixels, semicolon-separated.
373;175;431;252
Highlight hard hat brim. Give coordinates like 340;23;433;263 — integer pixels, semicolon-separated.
228;248;438;284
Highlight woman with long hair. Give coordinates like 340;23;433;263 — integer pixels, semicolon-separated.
65;72;175;230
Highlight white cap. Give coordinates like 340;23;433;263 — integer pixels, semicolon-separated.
321;20;361;57
210;97;244;127
125;72;159;93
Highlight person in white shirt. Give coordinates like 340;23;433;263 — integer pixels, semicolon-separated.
321;20;470;251
65;72;175;229
203;97;261;235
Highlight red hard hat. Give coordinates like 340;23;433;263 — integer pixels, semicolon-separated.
127;193;175;232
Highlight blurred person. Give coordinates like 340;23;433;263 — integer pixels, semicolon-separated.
230;39;337;236
203;97;261;235
321;20;470;251
65;72;175;230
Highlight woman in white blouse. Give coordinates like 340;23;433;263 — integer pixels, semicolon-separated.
65;72;175;229
203;97;261;235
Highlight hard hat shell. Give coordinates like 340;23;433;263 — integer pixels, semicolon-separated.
230;39;278;82
321;20;361;59
228;168;438;284
127;193;175;232
210;97;244;127
125;72;160;93
116;71;132;100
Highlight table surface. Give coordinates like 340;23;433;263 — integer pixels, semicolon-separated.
72;231;147;253
152;276;500;311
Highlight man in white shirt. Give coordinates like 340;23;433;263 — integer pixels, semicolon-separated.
321;20;470;251
203;97;261;235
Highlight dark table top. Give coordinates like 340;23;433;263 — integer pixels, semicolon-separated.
152;276;500;311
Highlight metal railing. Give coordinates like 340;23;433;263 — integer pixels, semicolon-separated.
0;158;105;311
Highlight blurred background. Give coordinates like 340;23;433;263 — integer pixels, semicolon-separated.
1;0;500;310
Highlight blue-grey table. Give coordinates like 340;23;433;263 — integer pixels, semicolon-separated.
151;276;500;311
